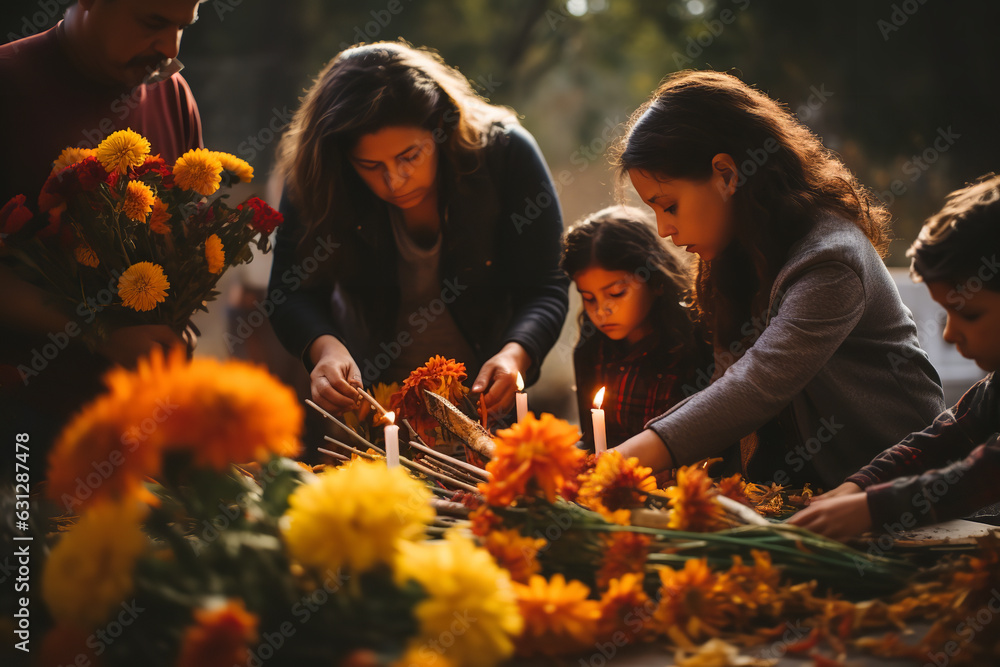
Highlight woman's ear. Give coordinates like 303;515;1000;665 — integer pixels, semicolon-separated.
710;153;739;200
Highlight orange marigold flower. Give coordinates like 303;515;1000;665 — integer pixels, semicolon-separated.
176;598;258;667
514;574;601;657
148;197;172;234
598;572;651;640
74;242;99;268
47;348;303;509
389;356;469;445
214;151;254;182
205;233;225;273
469;504;503;537
122;180;154;221
95;128;150;174
173;148;223;196
480;413;584;506
653;558;736;645
482;529;546;584
717;473;751;505
577;450;656;524
596;532;652;590
118;261;169;312
665;465;729;533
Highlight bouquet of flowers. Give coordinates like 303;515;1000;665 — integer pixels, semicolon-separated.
0;129;282;343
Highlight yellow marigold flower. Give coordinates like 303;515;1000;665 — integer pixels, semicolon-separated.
122;180;154;221
42;500;147;628
481;412;584;506
95;128;150;174
46;347;303;510
597;573;651;640
390;356;469;445
665;465;729;532
205;233;225;273
596;532;652;590
577;450;657;525
52;147;96;172
481;529;546;584
214;151;254;182
148;197;171;234
514;574;601;657
117;261;169;312
176;598;258;667
282;460;432;574
395;532;523;667
74;243;99;268
173;148;223;196
391;646;455;667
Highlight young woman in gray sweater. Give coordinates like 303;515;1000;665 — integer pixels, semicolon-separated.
613;71;945;489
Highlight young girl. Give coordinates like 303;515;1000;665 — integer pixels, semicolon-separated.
612;70;945;488
562;206;710;451
791;175;1000;539
268;42;568;417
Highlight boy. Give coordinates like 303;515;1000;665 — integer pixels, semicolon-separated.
790;174;1000;540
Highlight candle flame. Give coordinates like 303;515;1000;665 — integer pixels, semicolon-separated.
515;372;525;392
385;411;396;425
593;386;606;409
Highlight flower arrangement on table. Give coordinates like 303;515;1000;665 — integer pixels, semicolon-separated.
0;129;283;344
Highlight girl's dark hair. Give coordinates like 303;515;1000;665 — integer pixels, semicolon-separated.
612;70;891;349
909;173;1000;292
276;40;516;259
561;205;703;357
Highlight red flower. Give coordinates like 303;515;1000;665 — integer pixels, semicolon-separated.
44;157;111;202
72;156;112;191
238;196;283;235
132;155;174;187
0;195;33;234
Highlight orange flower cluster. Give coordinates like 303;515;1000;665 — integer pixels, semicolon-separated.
480;413;585;506
514;574;601;657
176;599;259;667
596;573;651;641
48;347;302;509
596;532;653;590
665;465;730;532
390;356;468;445
577;450;657;524
482;529;546;584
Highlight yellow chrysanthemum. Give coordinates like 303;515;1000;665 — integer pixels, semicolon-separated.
42;500;147;628
481;529;546;584
577;450;657;524
596;532;652;590
148;197;171;234
214;151;254;182
282;460;432;574
122;180;155;221
74;243;99;268
47;348;302;509
395;532;523;667
205;233;225;273
117;261;169;312
95;128;150;174
514;574;601;657
52;147;96;173
173;148;223;196
481;412;584;506
665;465;729;533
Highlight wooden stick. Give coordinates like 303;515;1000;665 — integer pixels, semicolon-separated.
317;448;350;462
356;387;388;416
407;439;491;480
306;399;386;455
417;456;482;487
323;437;478;493
320;441;376;460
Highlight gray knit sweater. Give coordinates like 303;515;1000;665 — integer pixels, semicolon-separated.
647;213;946;488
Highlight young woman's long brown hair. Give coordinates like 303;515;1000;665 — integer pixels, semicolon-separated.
275;41;515;264
613;70;891;351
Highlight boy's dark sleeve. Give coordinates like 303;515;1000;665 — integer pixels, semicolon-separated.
866;434;1000;529
845;376;995;488
267;194;344;368
496;124;570;386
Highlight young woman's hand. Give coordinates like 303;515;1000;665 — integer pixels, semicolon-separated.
472;342;531;414
614;430;675;473
308;335;362;414
811;481;863;502
787;493;872;542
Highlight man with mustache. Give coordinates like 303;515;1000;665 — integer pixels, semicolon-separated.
0;0;205;458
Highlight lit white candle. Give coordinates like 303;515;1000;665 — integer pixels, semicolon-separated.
515;372;528;422
384;411;400;468
592;386;607;455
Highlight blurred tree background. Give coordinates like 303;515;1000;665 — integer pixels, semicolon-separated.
4;0;999;421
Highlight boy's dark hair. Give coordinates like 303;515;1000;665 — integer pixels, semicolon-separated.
909;173;1000;292
560;205;704;358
